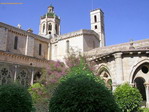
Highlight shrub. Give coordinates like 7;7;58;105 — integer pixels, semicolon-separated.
28;83;48;103
49;60;120;112
0;83;32;112
114;83;143;112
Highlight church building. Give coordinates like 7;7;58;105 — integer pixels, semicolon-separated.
0;5;149;107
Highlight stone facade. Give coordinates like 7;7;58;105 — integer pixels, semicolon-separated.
85;39;149;106
0;5;149;107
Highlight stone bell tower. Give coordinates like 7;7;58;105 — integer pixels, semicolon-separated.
90;9;105;47
39;5;60;38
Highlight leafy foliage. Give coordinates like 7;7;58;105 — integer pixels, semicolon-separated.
28;83;49;112
139;108;149;112
28;83;48;103
0;83;32;112
114;83;143;112
49;60;120;112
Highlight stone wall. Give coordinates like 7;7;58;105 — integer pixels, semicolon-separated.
83;34;99;51
7;30;26;55
0;27;8;51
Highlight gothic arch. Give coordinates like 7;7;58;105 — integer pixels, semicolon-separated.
16;67;31;86
129;59;149;104
97;64;112;89
129;59;149;83
97;64;111;75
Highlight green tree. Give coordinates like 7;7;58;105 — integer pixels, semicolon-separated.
114;83;143;112
0;83;32;112
49;60;120;112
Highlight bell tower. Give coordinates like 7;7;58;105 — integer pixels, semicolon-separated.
39;5;60;38
90;9;105;47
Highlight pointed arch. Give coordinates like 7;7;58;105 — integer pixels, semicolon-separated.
129;59;149;83
16;67;31;86
97;64;112;89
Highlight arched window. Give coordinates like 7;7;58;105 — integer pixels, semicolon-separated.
43;24;45;33
14;36;18;50
39;44;42;56
48;23;52;30
66;40;69;53
16;69;29;86
94;15;97;22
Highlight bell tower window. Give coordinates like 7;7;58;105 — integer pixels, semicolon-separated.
48;23;52;30
94;15;97;22
14;36;18;50
43;24;45;33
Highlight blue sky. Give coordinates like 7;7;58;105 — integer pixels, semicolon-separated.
0;0;149;45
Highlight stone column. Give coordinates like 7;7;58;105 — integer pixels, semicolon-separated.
114;52;124;85
145;83;149;107
14;65;18;81
30;68;34;85
47;43;51;60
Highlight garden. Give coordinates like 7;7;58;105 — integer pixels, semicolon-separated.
0;54;149;112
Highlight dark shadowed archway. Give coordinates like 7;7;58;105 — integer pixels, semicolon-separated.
33;72;42;83
134;77;146;101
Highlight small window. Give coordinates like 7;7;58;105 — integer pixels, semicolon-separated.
43;24;45;33
94;15;97;22
14;36;18;50
95;25;97;29
66;40;69;53
39;44;42;56
48;23;52;30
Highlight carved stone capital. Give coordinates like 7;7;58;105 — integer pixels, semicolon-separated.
113;52;123;59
